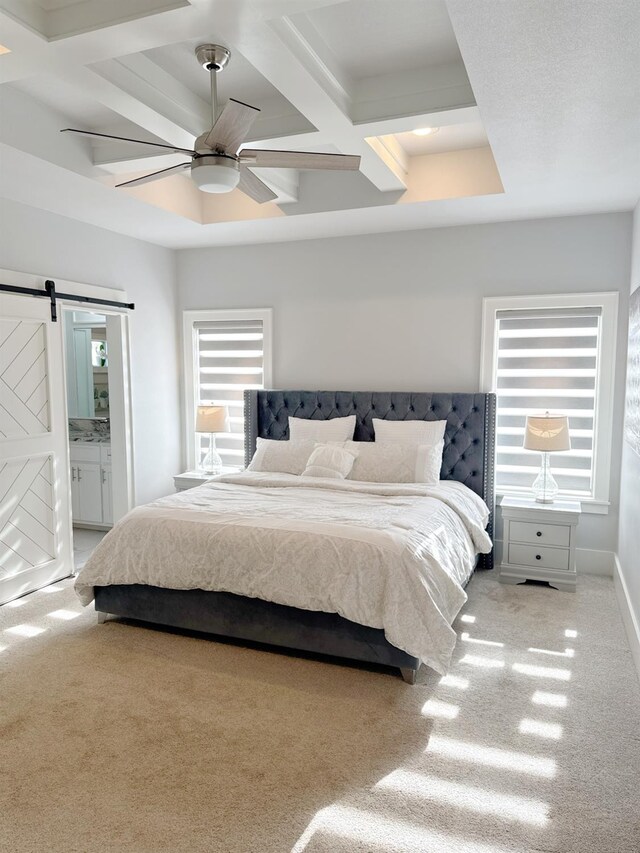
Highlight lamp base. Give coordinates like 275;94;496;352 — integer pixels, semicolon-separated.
201;433;223;475
531;452;559;504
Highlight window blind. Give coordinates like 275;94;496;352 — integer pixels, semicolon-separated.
495;307;602;497
194;318;265;467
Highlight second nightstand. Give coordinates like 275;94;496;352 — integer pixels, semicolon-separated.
499;496;581;592
173;467;241;492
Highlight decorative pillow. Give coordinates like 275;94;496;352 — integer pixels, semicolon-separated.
344;441;444;484
302;443;358;480
247;438;315;475
372;418;446;445
288;414;356;442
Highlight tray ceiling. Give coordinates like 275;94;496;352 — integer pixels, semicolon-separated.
0;0;638;248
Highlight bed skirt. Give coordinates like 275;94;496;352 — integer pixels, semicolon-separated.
94;584;421;681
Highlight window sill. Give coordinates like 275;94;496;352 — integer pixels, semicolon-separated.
496;491;610;515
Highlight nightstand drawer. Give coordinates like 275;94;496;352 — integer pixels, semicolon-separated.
510;521;570;547
508;543;570;571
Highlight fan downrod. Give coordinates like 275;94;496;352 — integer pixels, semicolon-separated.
195;44;230;72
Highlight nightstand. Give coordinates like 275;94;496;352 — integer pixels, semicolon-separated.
173;467;241;491
499;496;581;592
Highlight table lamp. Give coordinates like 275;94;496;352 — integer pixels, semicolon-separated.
196;405;230;474
523;412;571;503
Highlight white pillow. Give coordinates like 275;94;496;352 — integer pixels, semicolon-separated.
247;438;314;475
372;418;446;445
345;441;444;484
302;444;357;480
288;414;356;442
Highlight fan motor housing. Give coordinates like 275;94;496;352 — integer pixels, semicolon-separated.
195;44;230;72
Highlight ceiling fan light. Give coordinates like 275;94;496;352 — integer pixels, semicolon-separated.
191;157;240;193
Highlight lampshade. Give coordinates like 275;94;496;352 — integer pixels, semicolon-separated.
523;413;571;452
195;405;230;434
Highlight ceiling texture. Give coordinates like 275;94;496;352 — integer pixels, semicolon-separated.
0;0;638;248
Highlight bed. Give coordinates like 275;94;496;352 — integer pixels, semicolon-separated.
79;390;496;683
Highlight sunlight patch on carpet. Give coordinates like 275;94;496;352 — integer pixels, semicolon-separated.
512;662;571;681
424;735;557;778
375;769;550;826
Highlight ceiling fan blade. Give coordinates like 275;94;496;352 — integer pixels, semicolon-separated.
203;98;260;153
115;162;192;188
61;128;196;157
238;149;361;171
238;165;278;204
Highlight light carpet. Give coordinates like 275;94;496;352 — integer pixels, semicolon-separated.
1;572;639;853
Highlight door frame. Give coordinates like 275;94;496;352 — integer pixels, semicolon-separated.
1;268;135;537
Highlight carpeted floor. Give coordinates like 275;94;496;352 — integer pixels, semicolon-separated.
1;572;639;853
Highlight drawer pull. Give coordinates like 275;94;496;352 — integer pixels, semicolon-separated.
536;554;542;561
536;531;542;537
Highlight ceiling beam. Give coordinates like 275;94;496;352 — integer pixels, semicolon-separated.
263;15;407;191
53;64;197;151
86;54;210;139
352;63;476;125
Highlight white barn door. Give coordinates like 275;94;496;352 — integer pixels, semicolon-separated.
0;292;73;604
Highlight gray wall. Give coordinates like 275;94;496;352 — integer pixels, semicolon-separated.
618;201;640;629
0;199;631;562
0;198;181;505
178;212;632;557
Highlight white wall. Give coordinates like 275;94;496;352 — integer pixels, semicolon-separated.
617;200;640;651
178;212;632;558
0;198;181;504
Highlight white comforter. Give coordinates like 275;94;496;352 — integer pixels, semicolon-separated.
75;473;492;674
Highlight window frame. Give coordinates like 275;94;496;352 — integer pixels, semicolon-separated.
480;292;619;514
182;308;273;471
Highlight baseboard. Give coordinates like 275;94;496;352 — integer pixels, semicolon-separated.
494;540;613;576
614;554;640;684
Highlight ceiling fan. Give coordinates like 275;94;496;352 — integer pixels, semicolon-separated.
61;44;361;204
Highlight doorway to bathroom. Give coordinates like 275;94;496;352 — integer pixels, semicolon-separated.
62;305;134;573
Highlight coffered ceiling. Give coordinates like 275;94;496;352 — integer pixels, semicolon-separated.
0;0;638;248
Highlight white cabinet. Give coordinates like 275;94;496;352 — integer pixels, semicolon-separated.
499;497;581;593
69;442;112;528
75;463;103;523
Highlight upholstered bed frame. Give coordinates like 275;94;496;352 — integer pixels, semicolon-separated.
95;390;496;683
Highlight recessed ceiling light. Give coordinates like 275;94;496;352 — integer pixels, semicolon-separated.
0;44;12;56
412;127;439;137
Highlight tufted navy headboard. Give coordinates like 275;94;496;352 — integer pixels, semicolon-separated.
244;390;496;569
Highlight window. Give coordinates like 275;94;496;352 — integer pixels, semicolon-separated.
183;309;272;470
481;293;619;511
